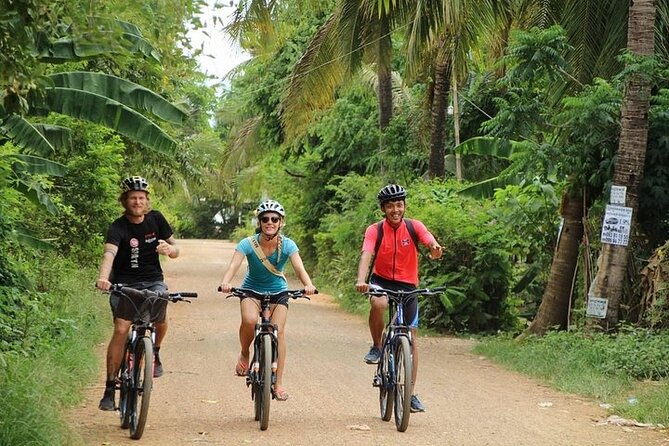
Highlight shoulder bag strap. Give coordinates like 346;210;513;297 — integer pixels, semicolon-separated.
247;236;287;280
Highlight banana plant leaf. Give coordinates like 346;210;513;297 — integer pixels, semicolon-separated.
42;87;177;154
0;114;56;155
10;154;67;177
48;72;187;125
12;177;59;215
31;124;72;153
11;227;56;251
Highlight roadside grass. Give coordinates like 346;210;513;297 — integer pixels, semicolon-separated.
474;330;669;426
0;265;107;446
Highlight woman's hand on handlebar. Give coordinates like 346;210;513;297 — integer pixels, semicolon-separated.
303;284;317;295
218;282;232;293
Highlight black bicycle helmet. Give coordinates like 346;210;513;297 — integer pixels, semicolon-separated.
377;184;407;204
121;176;149;193
256;199;286;217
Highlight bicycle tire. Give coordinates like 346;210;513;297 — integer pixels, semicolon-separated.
379;340;394;422
393;336;412;432
119;344;133;429
129;337;153;439
259;334;272;431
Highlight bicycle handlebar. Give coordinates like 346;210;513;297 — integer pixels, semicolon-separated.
109;284;198;302
218;286;316;300
363;285;446;300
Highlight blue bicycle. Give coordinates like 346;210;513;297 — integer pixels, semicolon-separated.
364;285;444;432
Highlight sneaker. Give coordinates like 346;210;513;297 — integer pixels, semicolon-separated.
410;394;426;413
98;388;115;411
153;350;163;378
364;346;382;364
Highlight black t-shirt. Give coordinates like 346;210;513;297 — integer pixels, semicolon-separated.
105;210;173;283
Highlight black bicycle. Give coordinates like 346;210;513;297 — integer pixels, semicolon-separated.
110;284;197;439
364;285;444;432
222;287;312;431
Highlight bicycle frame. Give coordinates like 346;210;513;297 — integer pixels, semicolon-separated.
225;287;310;431
110;285;197;439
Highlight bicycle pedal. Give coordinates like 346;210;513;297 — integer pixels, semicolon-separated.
372;375;382;387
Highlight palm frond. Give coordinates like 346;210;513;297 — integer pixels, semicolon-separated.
48;72;187;124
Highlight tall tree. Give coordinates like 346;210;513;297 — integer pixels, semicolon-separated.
282;0;405;148
589;0;657;330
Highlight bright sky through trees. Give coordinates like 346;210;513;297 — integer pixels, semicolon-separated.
187;1;250;83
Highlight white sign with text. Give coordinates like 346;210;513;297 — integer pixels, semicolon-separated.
600;205;633;246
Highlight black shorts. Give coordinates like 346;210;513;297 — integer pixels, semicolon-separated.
369;274;418;328
240;293;290;308
110;281;168;323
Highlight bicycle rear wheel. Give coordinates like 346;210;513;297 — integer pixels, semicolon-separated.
393;336;412;432
379;341;394;422
119;345;133;429
129;337;153;439
259;334;272;431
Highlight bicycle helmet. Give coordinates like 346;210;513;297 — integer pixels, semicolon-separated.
121;176;149;193
256;199;285;217
377;184;407;204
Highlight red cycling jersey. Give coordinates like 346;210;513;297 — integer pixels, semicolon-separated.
361;218;432;285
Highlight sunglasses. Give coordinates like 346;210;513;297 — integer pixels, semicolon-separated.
261;216;281;223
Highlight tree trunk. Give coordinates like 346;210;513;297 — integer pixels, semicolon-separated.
428;41;452;179
377;15;393;131
524;191;584;336
590;0;656;330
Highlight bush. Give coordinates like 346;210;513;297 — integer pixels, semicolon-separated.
314;175;519;332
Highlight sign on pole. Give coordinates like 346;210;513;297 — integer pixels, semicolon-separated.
600;205;633;246
586;295;608;319
610;185;627;205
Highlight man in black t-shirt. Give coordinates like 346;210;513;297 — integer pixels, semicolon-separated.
95;176;180;411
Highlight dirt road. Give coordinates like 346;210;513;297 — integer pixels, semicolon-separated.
70;240;666;445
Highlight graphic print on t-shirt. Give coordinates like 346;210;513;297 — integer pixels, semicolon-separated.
145;231;157;244
130;238;140;269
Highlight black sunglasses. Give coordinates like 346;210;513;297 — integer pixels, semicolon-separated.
261;216;281;223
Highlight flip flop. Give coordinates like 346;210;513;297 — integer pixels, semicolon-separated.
235;356;249;376
273;386;289;401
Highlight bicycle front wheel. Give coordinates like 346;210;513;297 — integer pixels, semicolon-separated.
259;334;272;431
119;344;133;429
393;336;412;432
129;337;153;439
379;341;394;422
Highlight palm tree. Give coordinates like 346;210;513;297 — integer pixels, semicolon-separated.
282;0;405;145
588;0;657;330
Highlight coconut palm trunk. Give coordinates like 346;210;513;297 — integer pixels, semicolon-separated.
525;191;584;336
589;0;656;330
428;41;453;179
377;15;393;131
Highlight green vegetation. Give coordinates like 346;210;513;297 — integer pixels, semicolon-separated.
2;0;669;442
475;329;669;425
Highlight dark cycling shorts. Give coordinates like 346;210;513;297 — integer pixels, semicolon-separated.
110;281;168;323
369;274;418;328
240;293;290;308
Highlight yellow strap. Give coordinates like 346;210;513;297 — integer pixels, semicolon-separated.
248;236;286;280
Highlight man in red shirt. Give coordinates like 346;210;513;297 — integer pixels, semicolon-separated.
355;184;442;413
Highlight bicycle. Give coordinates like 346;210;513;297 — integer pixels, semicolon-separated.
221;287;312;431
363;285;445;432
109;284;198;439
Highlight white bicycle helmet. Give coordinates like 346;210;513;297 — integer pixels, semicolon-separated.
256;199;285;217
121;176;149;193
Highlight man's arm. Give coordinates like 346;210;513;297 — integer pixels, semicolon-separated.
355;250;374;292
96;243;118;291
157;236;179;258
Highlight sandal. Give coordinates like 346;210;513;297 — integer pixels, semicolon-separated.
235;356;249;376
273;386;289;401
